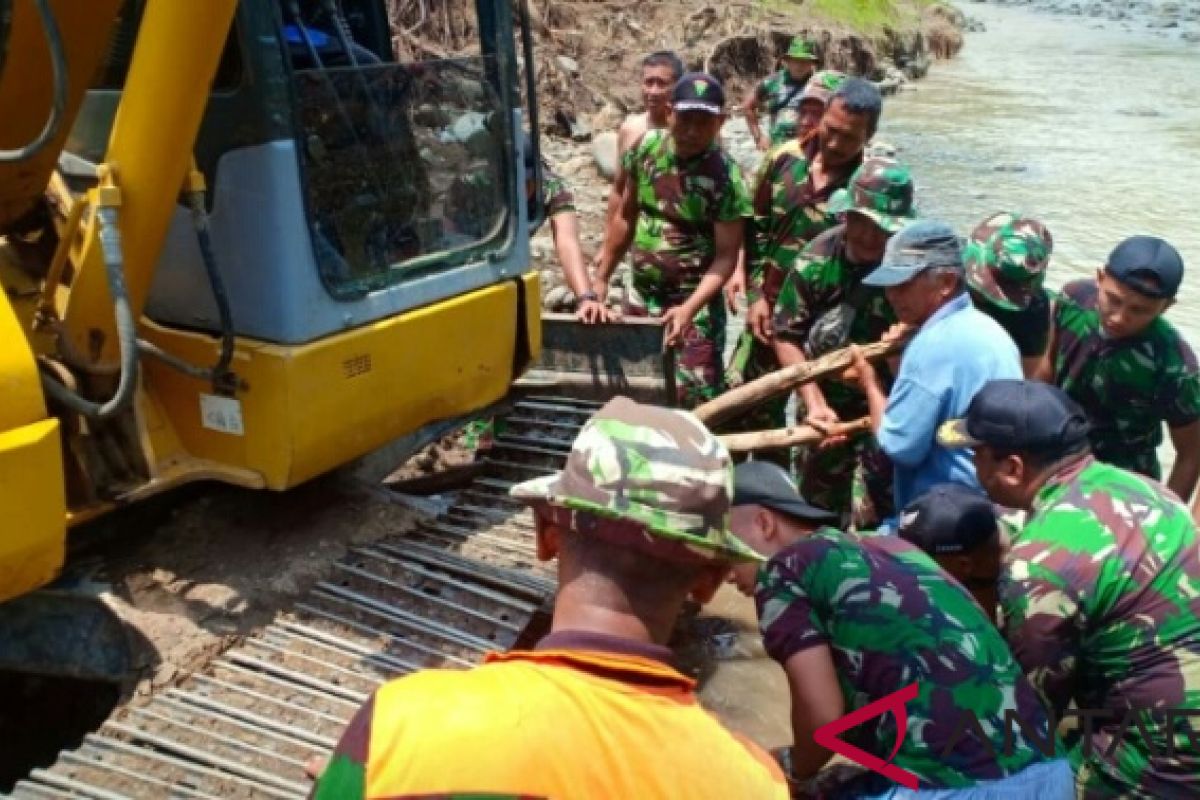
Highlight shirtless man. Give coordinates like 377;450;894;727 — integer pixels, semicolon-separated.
602;51;685;229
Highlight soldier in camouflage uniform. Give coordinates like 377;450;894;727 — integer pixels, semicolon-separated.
743;38;819;151
726;460;1073;796
314;397;788;799
896;482;1006;617
723;70;847;393
940;379;1200;798
770;157;916;528
793;69;848;140
963;212;1054;377
1047;235;1200;500
593;73;751;408
723;78;880;454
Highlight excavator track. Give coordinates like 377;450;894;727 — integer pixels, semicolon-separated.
10;396;602;799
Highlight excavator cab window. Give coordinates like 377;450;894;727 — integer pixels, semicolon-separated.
65;0;527;340
282;0;517;297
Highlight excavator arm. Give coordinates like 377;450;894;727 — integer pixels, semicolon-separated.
1;0;238;601
1;0;539;628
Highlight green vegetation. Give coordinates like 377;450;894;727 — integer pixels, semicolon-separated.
802;0;927;32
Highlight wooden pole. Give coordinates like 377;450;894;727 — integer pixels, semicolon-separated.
694;336;908;427
719;417;872;453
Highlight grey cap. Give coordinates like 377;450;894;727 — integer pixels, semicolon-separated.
863;219;964;288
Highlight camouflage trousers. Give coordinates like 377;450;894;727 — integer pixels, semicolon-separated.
798;434;894;531
625;289;725;410
719;329;790;469
461;416;508;452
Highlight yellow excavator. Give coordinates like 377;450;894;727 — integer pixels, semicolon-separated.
0;0;541;696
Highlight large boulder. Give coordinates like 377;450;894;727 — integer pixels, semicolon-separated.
592;130;620;182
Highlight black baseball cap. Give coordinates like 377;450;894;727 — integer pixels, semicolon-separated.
937;379;1091;453
731;461;838;523
1106;235;1184;300
672;72;726;115
897;483;998;555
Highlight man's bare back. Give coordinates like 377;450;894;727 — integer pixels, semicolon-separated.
618;112;652;156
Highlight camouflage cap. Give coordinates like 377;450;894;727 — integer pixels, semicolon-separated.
800;69;847;106
785;38;818;61
510;396;763;564
827;157;916;234
963;212;1053;311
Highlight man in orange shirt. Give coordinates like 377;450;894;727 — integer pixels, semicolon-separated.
311;397;789;799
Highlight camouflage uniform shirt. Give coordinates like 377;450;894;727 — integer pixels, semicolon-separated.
971;286;1052;359
1001;456;1200;797
774;224;897;413
622;128;751;301
1051;279;1200;479
747;135;858;308
755;69;811;146
757;529;1054;789
621;130;751;407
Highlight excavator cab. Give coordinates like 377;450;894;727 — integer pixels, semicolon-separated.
0;0;541;783
0;0;540;583
63;0;534;347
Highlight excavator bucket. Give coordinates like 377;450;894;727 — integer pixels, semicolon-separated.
0;589;131;683
515;314;676;406
0;589;131;789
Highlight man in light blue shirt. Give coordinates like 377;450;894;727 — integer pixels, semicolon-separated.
849;220;1021;528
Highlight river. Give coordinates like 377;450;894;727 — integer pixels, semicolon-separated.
878;1;1200;467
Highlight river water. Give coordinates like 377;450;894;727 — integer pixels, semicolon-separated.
878;1;1200;467
881;1;1200;323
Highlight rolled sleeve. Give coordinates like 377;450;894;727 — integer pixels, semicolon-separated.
876;379;940;467
1165;369;1200;429
755;557;830;664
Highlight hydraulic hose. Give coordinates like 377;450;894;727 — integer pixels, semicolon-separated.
0;0;68;163
187;189;235;383
287;2;326;70
40;207;140;419
134;183;235;388
136;339;212;381
324;0;360;68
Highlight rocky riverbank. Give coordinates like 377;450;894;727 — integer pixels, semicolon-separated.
531;2;970;310
964;0;1200;41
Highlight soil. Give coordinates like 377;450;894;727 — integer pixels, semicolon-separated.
71;474;423;701
385;433;477;483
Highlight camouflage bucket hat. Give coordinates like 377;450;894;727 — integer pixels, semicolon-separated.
800;69;847;106
963;212;1053;311
827;157;916;233
510;396;763;564
785;38;818;61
